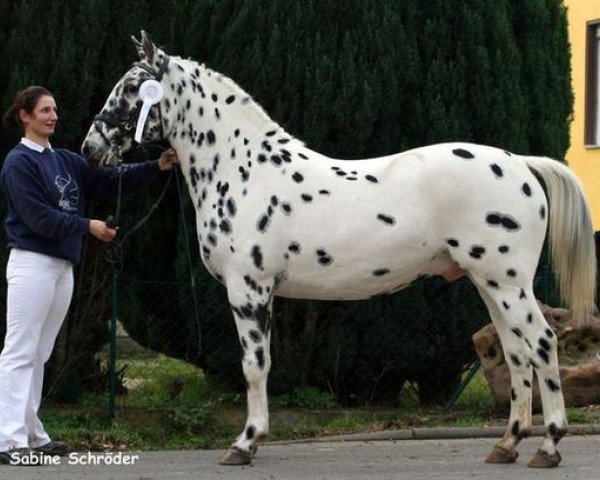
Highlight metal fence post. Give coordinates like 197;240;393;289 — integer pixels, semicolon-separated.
109;272;118;421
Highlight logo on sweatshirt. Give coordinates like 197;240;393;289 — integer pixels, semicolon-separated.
55;174;79;211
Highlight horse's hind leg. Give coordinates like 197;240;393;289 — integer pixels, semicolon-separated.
523;299;567;468
471;276;566;468
219;277;275;466
474;281;533;463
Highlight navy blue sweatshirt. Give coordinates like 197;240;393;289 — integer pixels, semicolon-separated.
1;142;160;264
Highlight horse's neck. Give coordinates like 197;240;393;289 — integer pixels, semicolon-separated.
167;60;287;170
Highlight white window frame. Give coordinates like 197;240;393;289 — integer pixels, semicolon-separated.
585;21;600;147
595;25;600;145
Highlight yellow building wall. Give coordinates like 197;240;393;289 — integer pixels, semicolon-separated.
564;0;600;230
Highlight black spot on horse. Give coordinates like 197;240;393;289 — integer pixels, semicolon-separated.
316;249;333;266
537;348;550;364
520;289;527;299
452;148;475;159
319;190;330;195
249;330;261;343
207;130;216;145
255;304;270;333
219;219;231;234
281;203;292;215
469;245;486;259
548;422;565;444
301;194;313;202
226;198;237;217
487;280;499;289
446;238;459;247
373;269;390;276
377;214;396;226
257;215;270;232
246;425;255;440
288;242;301;254
545;378;560;392
507;269;517;277
255;347;265;369
211;93;218;102
539;337;551;351
365;175;378;183
298;153;308;160
226;95;235;104
490;164;503;177
511;420;520;436
510;353;521;366
522;183;532;196
486;212;521;231
251;245;264;270
498;245;510;253
511;328;523;338
540;205;546;220
292;172;304;183
207;233;217;246
189;166;200;188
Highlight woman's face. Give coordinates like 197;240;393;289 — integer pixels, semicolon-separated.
20;94;58;141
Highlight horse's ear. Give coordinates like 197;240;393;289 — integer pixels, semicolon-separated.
131;34;144;58
131;30;156;62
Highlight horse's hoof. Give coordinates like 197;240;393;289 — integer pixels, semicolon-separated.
485;446;518;464
218;447;253;466
528;449;561;468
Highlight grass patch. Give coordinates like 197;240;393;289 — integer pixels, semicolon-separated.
41;356;600;451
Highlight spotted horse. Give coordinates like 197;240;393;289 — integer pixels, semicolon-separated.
82;32;597;469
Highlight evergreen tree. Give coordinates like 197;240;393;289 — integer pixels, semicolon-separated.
0;0;573;404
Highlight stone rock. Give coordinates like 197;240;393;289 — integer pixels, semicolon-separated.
472;302;600;408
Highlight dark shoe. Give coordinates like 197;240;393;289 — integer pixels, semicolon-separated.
34;441;69;456
0;448;44;466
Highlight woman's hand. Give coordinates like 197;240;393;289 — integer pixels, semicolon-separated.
159;148;179;171
89;219;117;243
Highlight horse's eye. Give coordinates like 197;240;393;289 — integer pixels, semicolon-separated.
124;84;137;95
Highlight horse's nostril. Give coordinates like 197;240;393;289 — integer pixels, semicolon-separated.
82;145;91;157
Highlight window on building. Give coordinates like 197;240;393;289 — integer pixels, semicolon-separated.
585;22;600;146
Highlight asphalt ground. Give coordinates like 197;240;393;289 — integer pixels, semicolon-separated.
1;427;599;480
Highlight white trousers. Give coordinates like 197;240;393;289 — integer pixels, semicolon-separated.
0;249;73;451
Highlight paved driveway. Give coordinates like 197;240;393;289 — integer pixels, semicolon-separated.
1;435;598;480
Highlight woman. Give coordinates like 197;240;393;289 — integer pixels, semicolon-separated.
0;86;177;464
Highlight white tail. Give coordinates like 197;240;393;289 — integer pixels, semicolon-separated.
524;156;597;323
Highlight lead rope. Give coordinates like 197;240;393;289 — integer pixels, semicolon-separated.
174;168;203;358
102;165;203;357
105;162;124;229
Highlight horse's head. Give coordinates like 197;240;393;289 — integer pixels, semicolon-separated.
82;31;171;166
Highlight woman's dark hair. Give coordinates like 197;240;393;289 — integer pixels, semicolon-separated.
2;86;53;132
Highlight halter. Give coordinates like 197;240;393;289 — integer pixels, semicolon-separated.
94;55;170;229
93;55;171;160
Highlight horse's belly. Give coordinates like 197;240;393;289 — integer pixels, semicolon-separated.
275;273;415;300
274;253;455;300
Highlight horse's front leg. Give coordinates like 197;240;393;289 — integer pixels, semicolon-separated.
219;276;275;466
